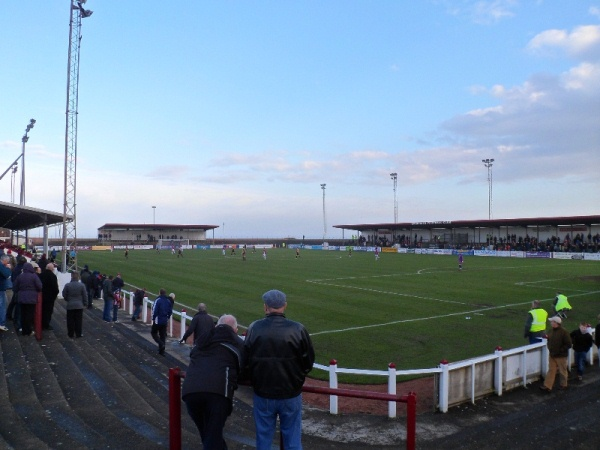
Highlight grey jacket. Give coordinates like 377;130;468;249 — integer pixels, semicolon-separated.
62;281;88;310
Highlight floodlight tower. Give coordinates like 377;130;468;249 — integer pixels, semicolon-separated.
321;184;327;243
62;0;93;272
20;119;36;207
482;158;494;220
390;172;398;223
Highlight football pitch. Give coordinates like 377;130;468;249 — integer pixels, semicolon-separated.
77;248;600;382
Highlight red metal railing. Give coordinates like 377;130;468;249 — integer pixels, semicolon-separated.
168;367;417;450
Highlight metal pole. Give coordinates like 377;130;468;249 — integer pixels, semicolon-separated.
152;205;156;224
390;172;398;223
482;159;494;220
321;184;326;243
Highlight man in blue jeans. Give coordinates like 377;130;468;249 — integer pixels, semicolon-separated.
244;289;315;450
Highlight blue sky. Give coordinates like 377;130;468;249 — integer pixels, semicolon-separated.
1;1;599;240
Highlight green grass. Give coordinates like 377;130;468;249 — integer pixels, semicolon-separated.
76;248;600;383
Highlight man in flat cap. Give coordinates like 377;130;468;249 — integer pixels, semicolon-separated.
244;289;314;450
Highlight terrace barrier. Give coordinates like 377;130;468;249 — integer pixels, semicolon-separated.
168;367;417;450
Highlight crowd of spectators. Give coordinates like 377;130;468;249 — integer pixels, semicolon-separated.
486;233;600;253
346;232;600;253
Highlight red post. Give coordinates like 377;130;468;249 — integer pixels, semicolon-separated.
405;392;417;450
169;367;182;450
35;291;42;341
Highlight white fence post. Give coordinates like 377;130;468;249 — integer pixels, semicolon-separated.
387;362;397;418
329;359;338;415
180;309;187;341
494;346;503;396
541;338;549;375
142;297;150;323
439;360;449;413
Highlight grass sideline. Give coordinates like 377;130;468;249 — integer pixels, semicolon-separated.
76;248;600;383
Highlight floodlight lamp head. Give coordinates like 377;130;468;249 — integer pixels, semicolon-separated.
30;119;36;125
22;136;29;143
81;9;93;18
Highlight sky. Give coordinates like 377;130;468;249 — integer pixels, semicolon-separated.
1;1;599;240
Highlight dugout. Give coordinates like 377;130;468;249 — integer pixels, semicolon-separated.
334;215;600;249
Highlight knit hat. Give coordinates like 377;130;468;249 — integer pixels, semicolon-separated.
549;316;562;324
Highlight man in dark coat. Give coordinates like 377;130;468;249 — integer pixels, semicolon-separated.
80;265;94;309
180;302;215;347
182;314;244;449
13;262;42;336
40;263;59;330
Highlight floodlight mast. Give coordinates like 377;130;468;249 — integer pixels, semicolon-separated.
62;0;93;273
482;158;495;220
321;184;327;243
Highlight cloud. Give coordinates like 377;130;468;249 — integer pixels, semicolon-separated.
438;0;517;24
527;25;600;60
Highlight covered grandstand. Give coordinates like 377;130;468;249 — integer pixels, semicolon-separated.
334;215;600;250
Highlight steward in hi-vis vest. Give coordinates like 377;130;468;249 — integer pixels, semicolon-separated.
524;300;548;344
553;292;572;318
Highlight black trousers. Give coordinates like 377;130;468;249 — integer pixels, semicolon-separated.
151;323;167;353
42;296;56;328
20;303;36;335
66;309;83;337
184;392;232;450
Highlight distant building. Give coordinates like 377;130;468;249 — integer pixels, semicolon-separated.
97;223;219;243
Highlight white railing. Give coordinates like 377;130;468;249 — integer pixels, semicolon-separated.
114;288;598;416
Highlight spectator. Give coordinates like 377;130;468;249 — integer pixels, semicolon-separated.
182;314;245;448
570;322;593;381
151;289;173;355
62;272;87;338
540;316;572;392
40;263;59;330
180;303;215;347
80;265;94;309
13;262;42;336
523;300;548;344
595;314;600;355
0;255;12;332
102;275;114;322
244;289;315;450
112;272;125;292
131;287;146;321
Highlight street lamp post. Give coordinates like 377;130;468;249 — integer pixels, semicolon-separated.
482;158;495;220
21;118;35;250
20;119;36;207
321;184;327;243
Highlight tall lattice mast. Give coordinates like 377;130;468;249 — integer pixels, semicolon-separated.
62;0;92;272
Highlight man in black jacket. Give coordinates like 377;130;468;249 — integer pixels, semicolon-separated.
40;263;59;330
179;302;215;347
182;314;244;449
244;289;315;450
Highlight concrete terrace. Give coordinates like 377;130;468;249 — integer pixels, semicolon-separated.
1;299;599;449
